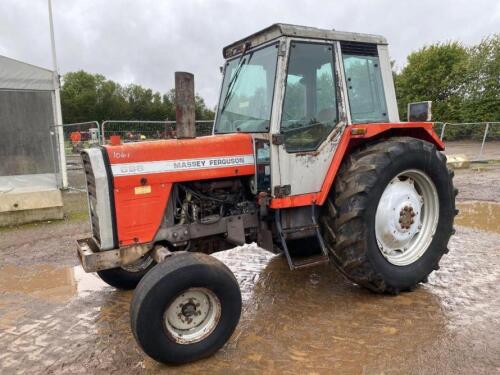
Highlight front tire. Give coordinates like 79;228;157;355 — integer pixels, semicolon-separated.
321;137;457;294
97;255;155;290
130;252;242;364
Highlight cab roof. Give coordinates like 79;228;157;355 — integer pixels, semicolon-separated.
223;23;388;58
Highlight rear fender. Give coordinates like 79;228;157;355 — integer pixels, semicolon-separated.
269;122;443;208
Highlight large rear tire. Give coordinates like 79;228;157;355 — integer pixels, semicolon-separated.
130;252;242;364
321;137;457;294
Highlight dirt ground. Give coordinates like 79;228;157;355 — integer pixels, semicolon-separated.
1;163;499;374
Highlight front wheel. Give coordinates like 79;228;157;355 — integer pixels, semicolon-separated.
130;252;242;364
321;137;457;294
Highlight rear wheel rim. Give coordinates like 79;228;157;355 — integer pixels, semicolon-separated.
375;169;439;266
164;287;221;344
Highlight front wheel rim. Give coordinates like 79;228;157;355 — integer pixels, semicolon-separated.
164;287;221;344
375;169;439;266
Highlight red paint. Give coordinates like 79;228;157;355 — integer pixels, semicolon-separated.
106;133;255;246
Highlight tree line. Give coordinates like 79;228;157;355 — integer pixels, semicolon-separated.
395;34;499;139
61;34;498;140
60;71;215;125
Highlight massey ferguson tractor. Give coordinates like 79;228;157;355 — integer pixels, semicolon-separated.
77;24;457;364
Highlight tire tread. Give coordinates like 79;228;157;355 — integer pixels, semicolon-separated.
321;137;456;294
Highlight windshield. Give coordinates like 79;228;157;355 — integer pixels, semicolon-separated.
214;43;279;133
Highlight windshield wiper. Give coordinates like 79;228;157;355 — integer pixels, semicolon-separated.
219;43;252;115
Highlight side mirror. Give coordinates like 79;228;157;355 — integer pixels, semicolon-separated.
407;101;432;122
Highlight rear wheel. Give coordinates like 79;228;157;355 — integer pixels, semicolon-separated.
321;137;457;294
130;252;242;364
97;255;155;290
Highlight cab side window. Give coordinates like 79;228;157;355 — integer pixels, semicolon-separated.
341;42;388;123
281;42;338;152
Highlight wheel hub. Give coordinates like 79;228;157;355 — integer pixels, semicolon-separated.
164;288;221;344
399;205;415;229
375;170;439;266
181;302;197;318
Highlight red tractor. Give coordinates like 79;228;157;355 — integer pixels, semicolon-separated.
77;24;457;364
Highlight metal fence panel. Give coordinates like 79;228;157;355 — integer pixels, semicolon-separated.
439;122;500;161
101;120;213;143
57;120;498;193
53;121;100;190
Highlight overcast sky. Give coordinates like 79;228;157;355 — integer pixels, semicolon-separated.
1;0;499;107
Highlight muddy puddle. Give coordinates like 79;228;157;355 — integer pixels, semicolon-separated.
456;201;500;233
0;264;106;305
0;201;499;374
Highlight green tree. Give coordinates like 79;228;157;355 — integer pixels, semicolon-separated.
460;35;500;123
395;42;468;123
60;71;101;123
61;70;215;125
394;35;500;139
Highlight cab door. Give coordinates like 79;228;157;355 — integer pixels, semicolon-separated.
271;40;347;198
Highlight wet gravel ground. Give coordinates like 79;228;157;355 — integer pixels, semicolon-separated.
453;163;500;202
0;167;499;374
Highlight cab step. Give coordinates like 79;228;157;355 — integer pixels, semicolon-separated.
289;254;330;269
275;206;330;270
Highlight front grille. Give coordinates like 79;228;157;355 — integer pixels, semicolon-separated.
81;151;101;244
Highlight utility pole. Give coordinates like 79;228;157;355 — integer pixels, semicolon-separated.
48;0;68;189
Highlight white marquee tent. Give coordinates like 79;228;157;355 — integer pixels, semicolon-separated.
0;55;65;225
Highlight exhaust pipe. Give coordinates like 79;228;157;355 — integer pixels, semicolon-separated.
175;72;196;138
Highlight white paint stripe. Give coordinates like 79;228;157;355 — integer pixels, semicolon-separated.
111;154;255;176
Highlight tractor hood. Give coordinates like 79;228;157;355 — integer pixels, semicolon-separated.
105;133;256;186
100;133;256;246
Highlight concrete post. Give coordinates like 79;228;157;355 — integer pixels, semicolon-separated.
175;72;196;138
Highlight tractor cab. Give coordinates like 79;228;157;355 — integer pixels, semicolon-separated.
214;23;399;199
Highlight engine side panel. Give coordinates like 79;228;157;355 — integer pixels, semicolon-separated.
105;134;256;246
